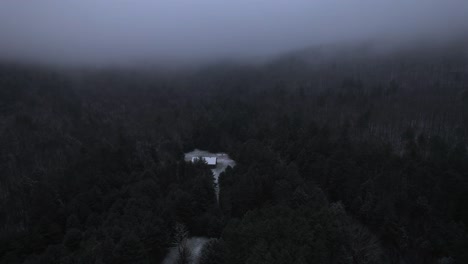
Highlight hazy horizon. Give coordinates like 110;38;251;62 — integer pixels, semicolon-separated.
1;0;467;67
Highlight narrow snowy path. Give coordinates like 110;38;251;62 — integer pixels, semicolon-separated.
162;149;235;264
184;149;236;200
162;237;209;264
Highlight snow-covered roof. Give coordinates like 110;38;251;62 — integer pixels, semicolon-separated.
191;157;217;165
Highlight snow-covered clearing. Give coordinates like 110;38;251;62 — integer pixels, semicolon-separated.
184;149;236;199
162;149;235;264
162;237;210;264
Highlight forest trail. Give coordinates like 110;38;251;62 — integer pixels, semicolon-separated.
162;237;210;264
184;149;236;200
162;149;235;264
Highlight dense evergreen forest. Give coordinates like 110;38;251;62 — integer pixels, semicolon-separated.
1;44;468;264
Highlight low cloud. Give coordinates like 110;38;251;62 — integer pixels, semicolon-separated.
0;0;467;66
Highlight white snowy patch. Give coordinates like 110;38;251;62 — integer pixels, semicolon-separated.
162;237;211;264
161;149;236;264
184;149;236;199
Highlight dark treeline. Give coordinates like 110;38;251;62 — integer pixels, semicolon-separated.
1;44;468;264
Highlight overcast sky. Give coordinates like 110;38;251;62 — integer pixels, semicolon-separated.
0;0;467;66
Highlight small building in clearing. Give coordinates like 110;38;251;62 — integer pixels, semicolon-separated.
191;157;217;166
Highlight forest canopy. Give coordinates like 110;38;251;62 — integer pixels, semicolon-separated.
0;44;468;264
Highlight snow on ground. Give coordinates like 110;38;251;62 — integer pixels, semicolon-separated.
161;149;235;264
162;237;210;264
184;149;236;199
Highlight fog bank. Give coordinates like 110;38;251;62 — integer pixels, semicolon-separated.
0;0;467;66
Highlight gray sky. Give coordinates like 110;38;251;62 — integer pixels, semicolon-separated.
0;0;467;66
